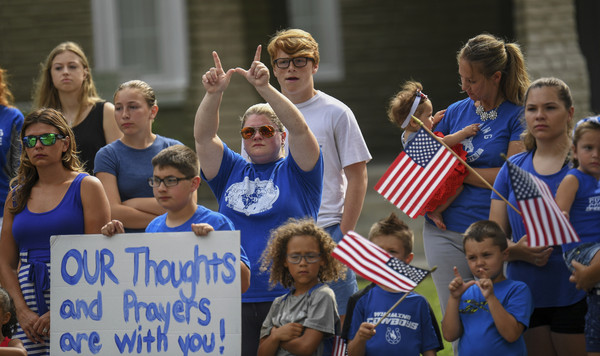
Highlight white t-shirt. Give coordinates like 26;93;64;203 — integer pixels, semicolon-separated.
297;91;371;228
241;91;371;228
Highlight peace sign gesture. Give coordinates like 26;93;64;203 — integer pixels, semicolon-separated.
235;45;270;88
202;51;235;94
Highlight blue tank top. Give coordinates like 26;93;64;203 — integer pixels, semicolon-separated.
13;173;87;252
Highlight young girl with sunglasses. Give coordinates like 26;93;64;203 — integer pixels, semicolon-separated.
388;80;480;231
94;80;182;232
0;108;110;355
258;218;345;356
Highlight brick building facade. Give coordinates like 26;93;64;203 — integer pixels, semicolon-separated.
0;0;595;166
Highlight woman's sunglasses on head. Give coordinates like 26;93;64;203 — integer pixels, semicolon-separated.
22;133;66;148
240;125;278;140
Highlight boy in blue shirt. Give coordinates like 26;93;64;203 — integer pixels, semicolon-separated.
101;145;250;292
441;220;533;356
346;213;441;355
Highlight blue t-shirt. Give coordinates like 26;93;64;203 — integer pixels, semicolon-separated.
94;135;182;232
0;105;24;215
204;143;323;303
562;168;600;252
491;151;586;307
348;287;440;355
458;279;533;356
434;98;524;232
145;205;250;268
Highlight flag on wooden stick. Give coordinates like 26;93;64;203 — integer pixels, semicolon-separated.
506;159;579;247
332;231;430;292
375;128;460;218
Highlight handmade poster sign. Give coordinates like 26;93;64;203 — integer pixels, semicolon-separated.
50;231;241;355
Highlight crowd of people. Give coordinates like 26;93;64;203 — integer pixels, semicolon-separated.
0;29;598;356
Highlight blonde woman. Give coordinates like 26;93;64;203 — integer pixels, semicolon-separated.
33;42;121;173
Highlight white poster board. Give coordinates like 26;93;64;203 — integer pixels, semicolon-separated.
50;231;241;355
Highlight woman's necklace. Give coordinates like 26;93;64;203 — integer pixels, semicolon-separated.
475;98;504;121
475;104;498;121
475;105;498;121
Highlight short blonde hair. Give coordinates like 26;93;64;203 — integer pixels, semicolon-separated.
240;103;284;131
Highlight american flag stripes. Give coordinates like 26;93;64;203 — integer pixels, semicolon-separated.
506;160;579;247
332;335;347;356
332;231;430;292
374;128;459;218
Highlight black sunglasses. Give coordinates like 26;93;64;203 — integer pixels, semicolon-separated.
22;133;66;148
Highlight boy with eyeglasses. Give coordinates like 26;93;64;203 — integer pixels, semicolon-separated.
267;28;372;328
101;144;250;292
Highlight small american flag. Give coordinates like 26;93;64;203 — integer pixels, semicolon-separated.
332;231;430;292
506;160;579;247
374;128;459;218
332;335;347;356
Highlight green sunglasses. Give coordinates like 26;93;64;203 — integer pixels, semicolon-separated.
22;133;66;148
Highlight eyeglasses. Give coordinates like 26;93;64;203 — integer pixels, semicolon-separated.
22;133;66;148
240;125;278;140
148;176;194;188
273;57;314;69
286;253;321;264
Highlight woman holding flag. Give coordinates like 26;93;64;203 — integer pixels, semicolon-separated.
490;77;586;356
422;33;529;318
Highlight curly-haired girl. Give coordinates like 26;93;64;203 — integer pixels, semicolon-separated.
258;218;346;356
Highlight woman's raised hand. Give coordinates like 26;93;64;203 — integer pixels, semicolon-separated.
235;45;270;88
202;51;235;94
